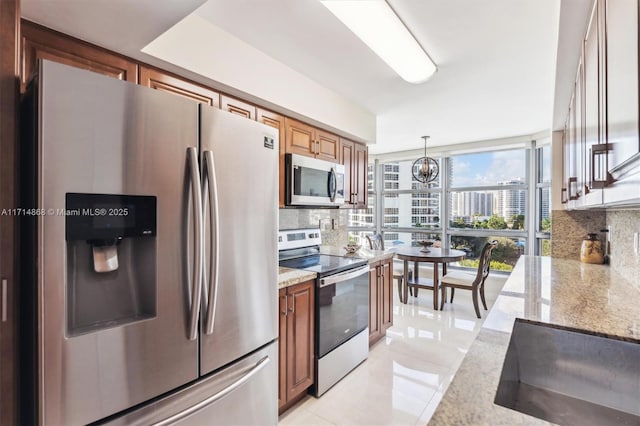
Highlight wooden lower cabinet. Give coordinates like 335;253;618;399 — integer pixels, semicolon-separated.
278;280;315;413
369;259;393;346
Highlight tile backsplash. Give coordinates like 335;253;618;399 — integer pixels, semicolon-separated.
606;209;640;286
551;208;640;286
550;209;606;260
279;208;349;247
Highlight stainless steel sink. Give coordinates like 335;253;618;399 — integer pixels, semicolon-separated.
494;319;640;426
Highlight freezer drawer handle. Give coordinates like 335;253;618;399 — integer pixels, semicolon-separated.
187;147;204;341
203;150;220;335
151;355;271;426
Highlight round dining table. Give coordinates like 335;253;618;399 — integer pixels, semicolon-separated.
395;247;467;309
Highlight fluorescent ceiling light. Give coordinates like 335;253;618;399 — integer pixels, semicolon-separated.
321;0;436;84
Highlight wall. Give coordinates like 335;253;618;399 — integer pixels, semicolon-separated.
279;209;349;248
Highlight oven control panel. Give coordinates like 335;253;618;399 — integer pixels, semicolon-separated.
278;228;322;251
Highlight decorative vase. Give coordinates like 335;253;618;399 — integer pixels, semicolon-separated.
580;233;604;264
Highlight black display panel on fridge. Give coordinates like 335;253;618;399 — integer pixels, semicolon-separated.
65;193;156;241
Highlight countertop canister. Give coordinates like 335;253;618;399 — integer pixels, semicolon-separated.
580;233;604;264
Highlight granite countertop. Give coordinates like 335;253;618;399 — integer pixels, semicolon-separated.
277;246;397;289
429;255;640;425
277;267;316;289
319;245;396;264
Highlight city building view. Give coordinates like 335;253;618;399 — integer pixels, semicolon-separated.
348;146;552;269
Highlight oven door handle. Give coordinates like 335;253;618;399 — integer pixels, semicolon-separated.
320;265;369;287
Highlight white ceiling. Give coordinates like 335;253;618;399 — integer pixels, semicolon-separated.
21;0;591;154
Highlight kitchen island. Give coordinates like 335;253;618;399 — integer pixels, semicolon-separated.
428;255;640;425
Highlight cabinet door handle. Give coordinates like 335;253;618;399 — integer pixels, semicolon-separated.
561;188;568;204
568;177;578;200
288;295;295;313
281;295;288;317
590;144;613;189
1;279;7;322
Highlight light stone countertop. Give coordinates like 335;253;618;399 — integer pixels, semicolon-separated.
429;255;640;426
277;267;316;290
319;245;396;264
277;246;396;290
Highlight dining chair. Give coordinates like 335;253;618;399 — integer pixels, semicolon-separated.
439;240;498;318
365;234;414;300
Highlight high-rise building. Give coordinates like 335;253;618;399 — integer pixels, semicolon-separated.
450;191;493;220
495;179;526;220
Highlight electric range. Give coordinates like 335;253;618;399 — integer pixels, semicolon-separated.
278;228;370;397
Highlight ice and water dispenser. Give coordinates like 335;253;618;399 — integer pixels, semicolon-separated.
65;193;157;335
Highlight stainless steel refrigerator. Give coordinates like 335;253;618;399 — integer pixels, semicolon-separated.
21;60;279;425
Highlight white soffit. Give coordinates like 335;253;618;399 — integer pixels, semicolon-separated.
142;14;376;142
21;0;207;60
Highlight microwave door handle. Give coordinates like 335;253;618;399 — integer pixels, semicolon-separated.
187;147;204;341
203;150;220;335
329;167;337;202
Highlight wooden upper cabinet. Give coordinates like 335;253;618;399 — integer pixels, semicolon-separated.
354;142;368;207
284;117;340;161
340;138;368;207
315;129;340;161
20;20;138;92
341;139;355;206
221;94;256;120
258;108;285;133
605;0;640;172
139;66;220;107
285;117;316;158
258;108;286;208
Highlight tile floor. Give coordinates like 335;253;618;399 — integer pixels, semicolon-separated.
278;271;508;426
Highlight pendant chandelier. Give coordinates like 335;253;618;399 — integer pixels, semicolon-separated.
412;136;439;185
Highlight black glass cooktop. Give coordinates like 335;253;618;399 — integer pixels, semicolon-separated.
279;254;367;277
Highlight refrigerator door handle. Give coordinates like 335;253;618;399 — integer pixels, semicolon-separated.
187;147;204;341
202;150;220;335
151;355;271;426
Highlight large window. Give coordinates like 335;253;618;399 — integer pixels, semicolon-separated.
347;140;551;267
447;149;528;271
380;159;442;247
536;144;551;256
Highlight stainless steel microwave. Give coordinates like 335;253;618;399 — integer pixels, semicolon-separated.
285;153;345;207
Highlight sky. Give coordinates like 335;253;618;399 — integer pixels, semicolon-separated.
450;150;527;187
